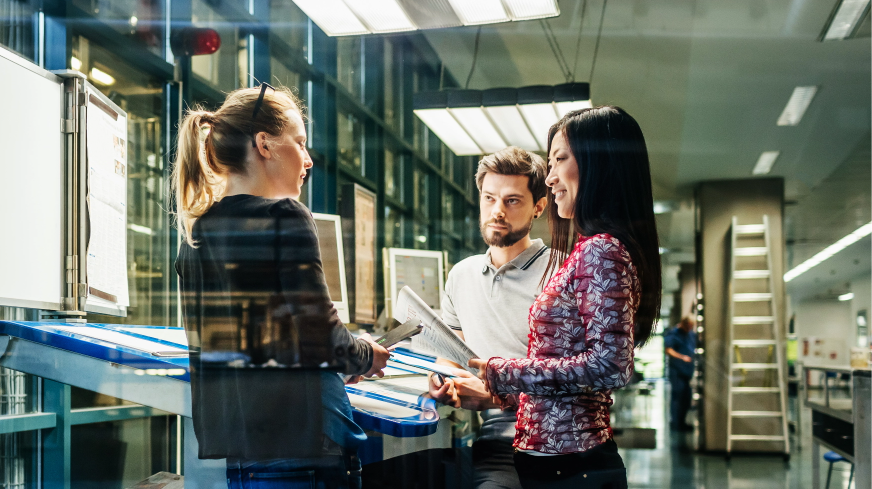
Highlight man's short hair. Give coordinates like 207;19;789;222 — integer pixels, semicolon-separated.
475;146;548;202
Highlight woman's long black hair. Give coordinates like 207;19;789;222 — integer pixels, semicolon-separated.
543;106;661;348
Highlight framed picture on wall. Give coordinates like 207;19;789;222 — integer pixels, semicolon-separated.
341;183;378;325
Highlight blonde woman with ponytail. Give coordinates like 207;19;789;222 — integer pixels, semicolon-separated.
173;85;389;488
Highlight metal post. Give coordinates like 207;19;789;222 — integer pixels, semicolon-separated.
42;380;71;489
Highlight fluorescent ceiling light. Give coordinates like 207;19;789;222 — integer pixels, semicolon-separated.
752;151;780;175
839;292;855;301
503;0;560;20
450;107;506;153
822;0;870;41
518;103;559;152
293;0;558;36
784;221;872;282
484;105;540;152
414;108;481;155
414;83;590;155
293;0;369;36
345;0;416;33
777;86;817;126
70;56;82;71
448;0;509;25
89;67;115;86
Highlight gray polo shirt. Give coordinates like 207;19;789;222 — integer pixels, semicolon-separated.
441;239;550;443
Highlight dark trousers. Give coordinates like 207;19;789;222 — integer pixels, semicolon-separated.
472;440;522;489
512;440;626;489
669;371;692;428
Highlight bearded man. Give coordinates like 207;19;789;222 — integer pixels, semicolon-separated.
429;146;550;489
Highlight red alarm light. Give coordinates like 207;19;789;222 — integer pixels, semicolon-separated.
170;27;221;56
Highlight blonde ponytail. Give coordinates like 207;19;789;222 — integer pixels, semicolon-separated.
170;86;305;247
171;109;225;247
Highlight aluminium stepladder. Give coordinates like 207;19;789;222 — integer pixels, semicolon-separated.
725;215;790;460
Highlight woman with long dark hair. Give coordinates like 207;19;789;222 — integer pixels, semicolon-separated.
469;106;661;488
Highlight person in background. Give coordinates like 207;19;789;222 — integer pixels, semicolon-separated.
469;106;662;489
172;84;389;488
429;146;549;489
665;316;697;431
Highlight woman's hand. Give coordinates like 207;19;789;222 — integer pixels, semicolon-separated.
468;358;490;393
360;333;390;378
428;374;459;408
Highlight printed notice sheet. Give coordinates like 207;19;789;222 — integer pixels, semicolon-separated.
86;90;129;307
393;286;479;373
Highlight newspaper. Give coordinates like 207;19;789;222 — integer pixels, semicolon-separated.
393;286;479;373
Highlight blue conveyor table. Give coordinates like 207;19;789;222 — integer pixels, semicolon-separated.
0;321;439;438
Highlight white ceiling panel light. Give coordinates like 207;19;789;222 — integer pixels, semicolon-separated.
344;0;416;33
517;104;559;151
777;86;818;126
414;83;591;156
448;91;507;153
839;292;855;301
503;0;561;20
448;0;510;25
413;92;482;155
292;0;559;36
821;0;871;41
784;222;872;282
293;0;369;36
752;151;780;175
483;88;540;152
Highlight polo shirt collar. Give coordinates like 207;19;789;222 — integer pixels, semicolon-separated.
482;239;548;273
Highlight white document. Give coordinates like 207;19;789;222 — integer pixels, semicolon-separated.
393;286;479;373
86;90;130;307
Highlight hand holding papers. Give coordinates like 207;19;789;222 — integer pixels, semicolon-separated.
392;286;479;374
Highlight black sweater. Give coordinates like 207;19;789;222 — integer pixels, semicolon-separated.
176;195;373;460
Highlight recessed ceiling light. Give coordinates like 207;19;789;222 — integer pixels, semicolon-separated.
822;0;871;41
777;86;818;126
70;56;82;71
784;221;872;282
752;151;780;175
839;292;855;301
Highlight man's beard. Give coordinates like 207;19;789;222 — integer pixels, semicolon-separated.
480;217;533;248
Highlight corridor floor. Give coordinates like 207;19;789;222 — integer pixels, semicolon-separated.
616;380;854;489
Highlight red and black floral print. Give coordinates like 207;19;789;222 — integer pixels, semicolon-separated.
485;234;640;454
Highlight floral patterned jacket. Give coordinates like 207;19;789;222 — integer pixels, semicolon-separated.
484;234;640;454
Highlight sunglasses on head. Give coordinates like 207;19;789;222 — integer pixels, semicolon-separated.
251;83;275;148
